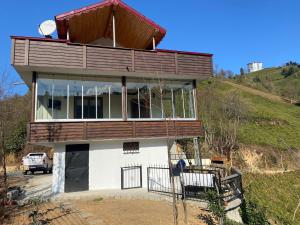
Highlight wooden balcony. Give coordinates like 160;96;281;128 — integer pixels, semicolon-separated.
11;37;212;79
27;121;203;144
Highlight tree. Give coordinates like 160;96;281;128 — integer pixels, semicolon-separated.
240;68;245;76
0;72;29;221
198;80;247;162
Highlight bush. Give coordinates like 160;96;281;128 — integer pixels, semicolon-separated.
252;76;261;83
224;218;243;225
282;66;299;77
240;198;270;225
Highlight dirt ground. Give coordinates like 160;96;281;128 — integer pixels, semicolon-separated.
2;172;217;225
4;201;88;225
72;198;215;225
5;198;216;225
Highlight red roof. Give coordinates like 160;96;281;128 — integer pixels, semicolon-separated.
56;0;166;34
55;0;167;49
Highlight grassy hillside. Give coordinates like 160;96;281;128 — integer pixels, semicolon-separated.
198;79;300;150
198;79;300;224
233;66;300;101
244;171;300;225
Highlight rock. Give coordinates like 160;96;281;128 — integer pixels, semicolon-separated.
7;190;19;201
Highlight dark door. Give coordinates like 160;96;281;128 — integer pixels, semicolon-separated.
65;144;89;192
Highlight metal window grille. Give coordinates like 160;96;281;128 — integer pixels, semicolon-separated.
123;142;139;154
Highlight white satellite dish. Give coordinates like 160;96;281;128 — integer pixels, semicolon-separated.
38;20;56;37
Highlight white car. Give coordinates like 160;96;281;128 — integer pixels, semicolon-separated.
21;152;53;175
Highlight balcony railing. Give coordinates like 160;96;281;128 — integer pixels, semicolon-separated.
11;37;212;79
27;120;203;144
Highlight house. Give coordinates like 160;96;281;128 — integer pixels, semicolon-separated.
11;0;213;193
247;62;263;73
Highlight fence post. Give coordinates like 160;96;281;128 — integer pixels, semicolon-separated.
121;167;124;190
140;166;143;188
147;167;149;192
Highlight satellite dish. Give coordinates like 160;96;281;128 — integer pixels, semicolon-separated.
38;20;56;38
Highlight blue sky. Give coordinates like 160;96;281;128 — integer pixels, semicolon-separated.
1;0;299;95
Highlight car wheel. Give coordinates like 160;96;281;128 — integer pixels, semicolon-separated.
43;170;47;174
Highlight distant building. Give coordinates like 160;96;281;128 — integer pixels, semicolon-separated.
247;62;263;73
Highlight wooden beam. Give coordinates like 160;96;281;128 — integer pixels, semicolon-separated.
104;6;116;39
31;72;37;122
144;29;159;50
112;12;116;47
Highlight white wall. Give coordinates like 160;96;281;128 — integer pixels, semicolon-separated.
52;139;168;193
89;139;168;190
52;143;65;193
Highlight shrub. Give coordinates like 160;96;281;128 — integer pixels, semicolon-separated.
205;190;225;222
224;218;243;225
240;198;270;225
252;76;261;83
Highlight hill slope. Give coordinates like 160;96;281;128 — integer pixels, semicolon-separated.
198;79;300;150
233;66;300;102
198;79;300;224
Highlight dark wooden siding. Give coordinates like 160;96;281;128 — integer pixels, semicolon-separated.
28;121;203;143
14;39;26;65
87;46;132;71
12;38;212;78
29;41;83;68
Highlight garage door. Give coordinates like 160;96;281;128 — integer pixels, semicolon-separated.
65;144;89;192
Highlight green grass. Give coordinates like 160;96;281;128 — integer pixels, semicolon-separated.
198;79;300;150
244;171;300;225
233;67;300;100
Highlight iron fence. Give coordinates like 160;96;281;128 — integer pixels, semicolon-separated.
147;166;221;199
121;166;142;189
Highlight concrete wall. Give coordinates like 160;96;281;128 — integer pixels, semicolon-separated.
52;139;168;193
52;143;65;193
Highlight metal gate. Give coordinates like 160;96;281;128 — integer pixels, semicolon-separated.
65;144;89;192
121;166;142;189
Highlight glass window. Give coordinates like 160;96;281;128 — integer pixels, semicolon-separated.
161;88;173;118
53;79;68;119
183;86;195;118
83;81;96;119
150;85;163;118
127;79;152;119
36;78;53;120
69;80;83;119
109;82;122;119
173;88;184;118
161;80;195;119
96;82;109;119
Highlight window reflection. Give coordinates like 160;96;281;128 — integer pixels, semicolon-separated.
36;78;53;120
35;75;195;121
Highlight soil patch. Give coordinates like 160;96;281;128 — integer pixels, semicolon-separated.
72;198;215;225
